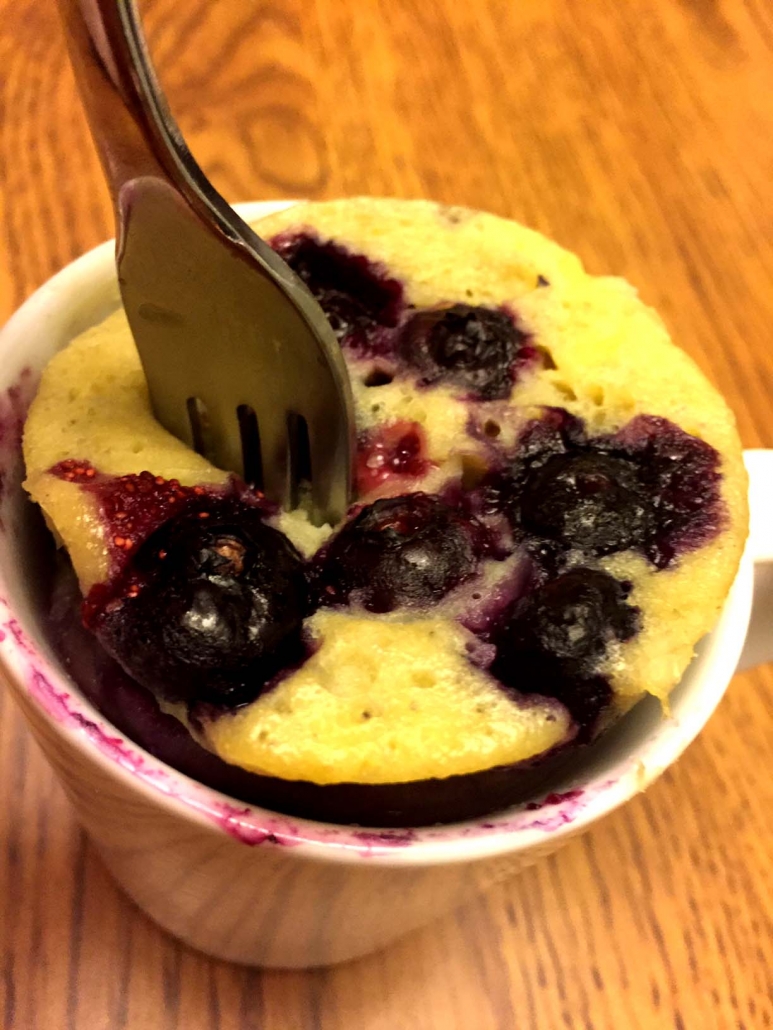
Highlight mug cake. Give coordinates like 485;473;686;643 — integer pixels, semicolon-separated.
22;198;748;825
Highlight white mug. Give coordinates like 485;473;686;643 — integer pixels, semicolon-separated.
0;201;770;969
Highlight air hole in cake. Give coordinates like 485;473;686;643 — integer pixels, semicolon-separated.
363;368;395;387
535;345;557;371
553;381;577;401
483;419;501;438
587;384;605;406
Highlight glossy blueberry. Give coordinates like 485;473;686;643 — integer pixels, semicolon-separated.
316;493;486;613
491;569;640;735
519;452;652;555
399;303;527;400
95;500;309;707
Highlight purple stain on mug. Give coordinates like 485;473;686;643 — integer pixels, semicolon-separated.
0;368;35;531
0;576;613;852
524;788;584;811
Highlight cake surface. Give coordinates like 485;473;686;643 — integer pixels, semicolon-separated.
23;198;748;810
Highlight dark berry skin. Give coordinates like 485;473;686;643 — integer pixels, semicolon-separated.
399;304;528;400
520;452;652;555
95;500;309;707
315;493;486;613
491;569;640;736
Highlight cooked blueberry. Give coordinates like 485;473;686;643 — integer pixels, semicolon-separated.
519;452;652;555
270;231;404;352
95;500;309;707
316;493;486;613
399;304;528;400
491;569;639;734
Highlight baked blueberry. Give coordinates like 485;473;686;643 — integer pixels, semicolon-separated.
492;569;640;733
519;452;652;555
316;493;486;612
95;499;309;707
399;303;528;400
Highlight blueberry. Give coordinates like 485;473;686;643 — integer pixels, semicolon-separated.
316;493;486;613
519;452;652;555
399;304;527;400
95;500;309;707
491;569;639;735
270;231;404;352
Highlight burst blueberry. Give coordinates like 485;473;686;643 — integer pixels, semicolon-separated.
270;231;404;352
487;412;724;569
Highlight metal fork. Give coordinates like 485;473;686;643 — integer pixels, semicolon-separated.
57;0;354;524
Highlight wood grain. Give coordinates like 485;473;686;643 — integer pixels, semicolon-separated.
2;0;773;1025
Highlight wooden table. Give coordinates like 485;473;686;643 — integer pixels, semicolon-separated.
1;1;772;1026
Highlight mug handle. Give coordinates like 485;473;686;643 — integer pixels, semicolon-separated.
737;449;773;671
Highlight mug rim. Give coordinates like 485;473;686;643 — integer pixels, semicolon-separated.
0;200;753;867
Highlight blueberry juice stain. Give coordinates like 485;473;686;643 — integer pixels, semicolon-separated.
269;230;405;356
355;421;433;495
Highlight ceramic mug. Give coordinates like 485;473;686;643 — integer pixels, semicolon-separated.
0;201;770;969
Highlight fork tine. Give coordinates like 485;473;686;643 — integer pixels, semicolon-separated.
286;412;311;510
257;407;292;511
307;407;353;525
192;393;245;485
237;405;263;489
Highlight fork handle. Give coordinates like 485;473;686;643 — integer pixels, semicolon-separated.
56;0;270;256
57;1;174;203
